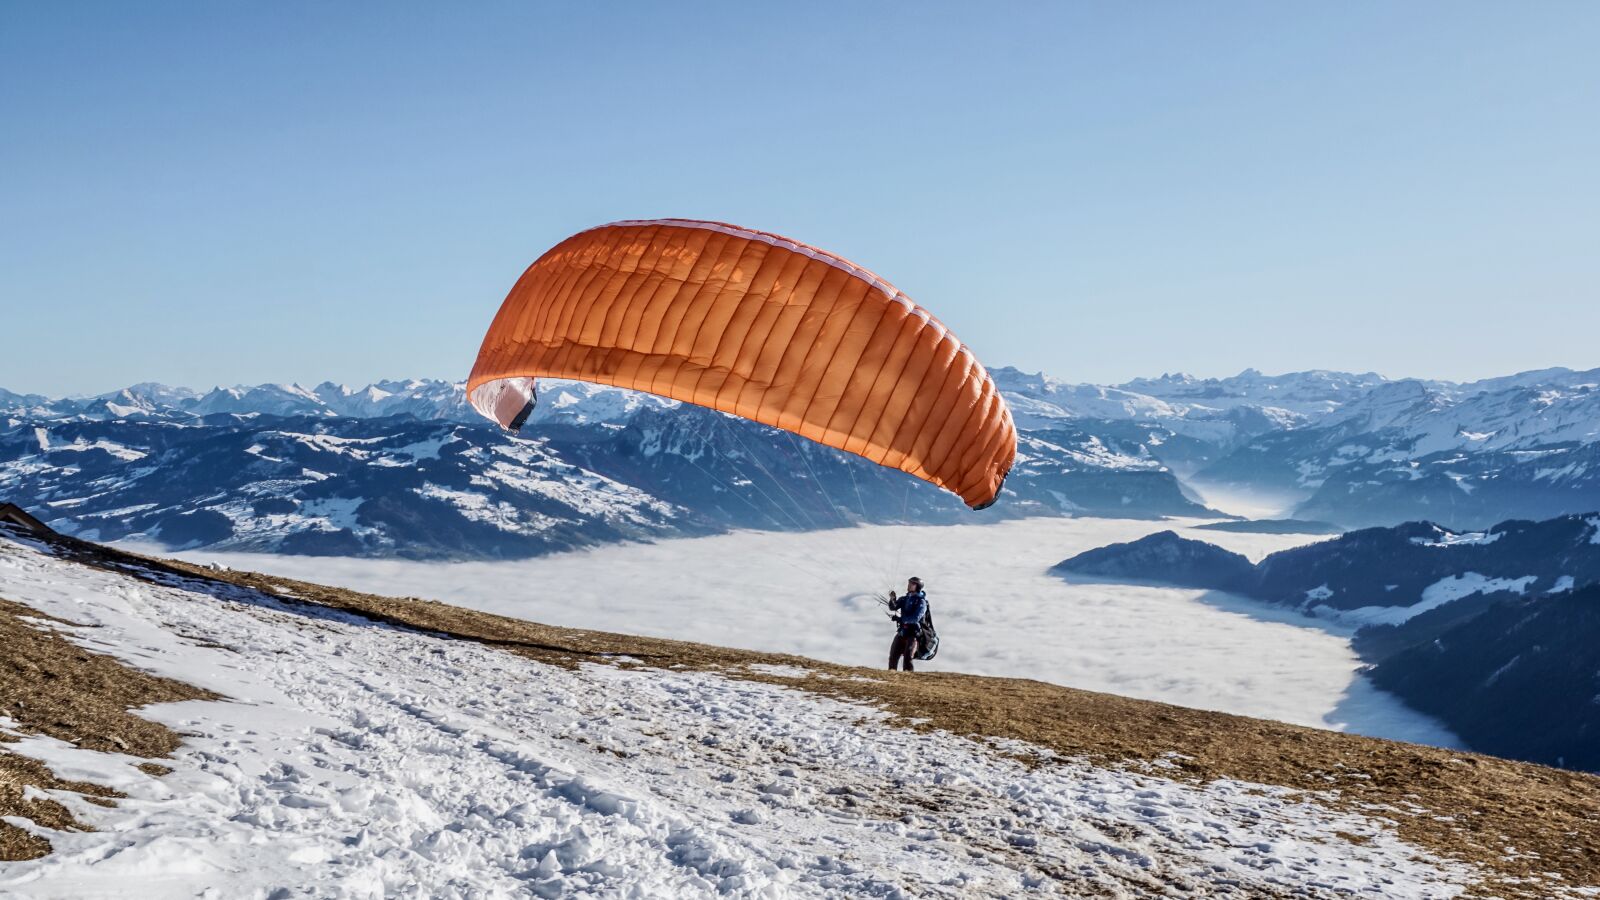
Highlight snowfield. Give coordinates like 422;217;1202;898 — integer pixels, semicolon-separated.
1317;573;1539;628
0;532;1479;898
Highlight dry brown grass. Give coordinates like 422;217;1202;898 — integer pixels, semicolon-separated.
18;532;1600;896
0;595;215;860
0;751;119;861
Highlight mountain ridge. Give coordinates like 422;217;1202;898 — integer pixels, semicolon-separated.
1;407;1215;559
1052;512;1600;772
8;362;1600;554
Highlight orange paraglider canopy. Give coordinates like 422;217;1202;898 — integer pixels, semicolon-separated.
467;219;1015;509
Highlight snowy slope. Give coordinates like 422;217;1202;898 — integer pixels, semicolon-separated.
991;367;1285;449
0;532;1482;898
1316;377;1600;455
0;417;703;558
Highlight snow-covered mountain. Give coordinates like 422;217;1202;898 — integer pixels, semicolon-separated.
1;378;681;426
25;380;475;423
984;364;1600;529
991;367;1297;450
15;364;1600;451
1193;369;1600;528
1119;368;1390;418
0;399;1211;559
6;362;1600;554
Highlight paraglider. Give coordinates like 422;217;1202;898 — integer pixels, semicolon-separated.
886;576;936;672
467;218;1016;509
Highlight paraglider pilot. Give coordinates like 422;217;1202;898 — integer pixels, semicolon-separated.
887;576;928;672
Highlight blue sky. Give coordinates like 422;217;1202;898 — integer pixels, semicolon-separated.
3;1;1596;396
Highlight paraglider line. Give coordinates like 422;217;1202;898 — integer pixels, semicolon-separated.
679;454;840;590
783;431;890;579
717;416;824;533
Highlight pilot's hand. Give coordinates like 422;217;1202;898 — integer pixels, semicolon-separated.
888;590;897;601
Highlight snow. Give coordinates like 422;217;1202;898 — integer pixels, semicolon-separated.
1485;654;1522;687
243;443;285;462
38;438;148;462
1537;462;1591;482
529;380;679;426
1550;575;1576;594
168;517;1456;748
1323;573;1537;627
0;532;1477;898
273;432;384;458
1294;459;1329;488
415;482;558;535
387;434;456;461
1410;529;1503;548
474;442;678;525
296;497;372;534
15;367;1600;469
486;460;672;523
1025;433;1162;471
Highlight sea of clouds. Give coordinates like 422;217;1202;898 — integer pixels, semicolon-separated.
163;516;1461;749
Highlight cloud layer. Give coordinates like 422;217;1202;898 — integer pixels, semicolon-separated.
167;517;1460;748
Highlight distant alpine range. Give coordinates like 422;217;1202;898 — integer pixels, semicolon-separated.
3;365;1599;558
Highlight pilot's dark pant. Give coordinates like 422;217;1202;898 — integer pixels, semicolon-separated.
888;625;921;672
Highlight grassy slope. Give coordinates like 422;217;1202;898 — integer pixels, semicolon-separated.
0;596;214;860
11;532;1600;897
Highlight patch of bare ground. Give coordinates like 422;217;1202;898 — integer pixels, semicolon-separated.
32;534;1600;896
0;594;216;860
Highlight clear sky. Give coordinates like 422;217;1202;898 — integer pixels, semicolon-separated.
3;1;1597;396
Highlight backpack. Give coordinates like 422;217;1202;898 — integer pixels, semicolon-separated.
914;605;939;661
